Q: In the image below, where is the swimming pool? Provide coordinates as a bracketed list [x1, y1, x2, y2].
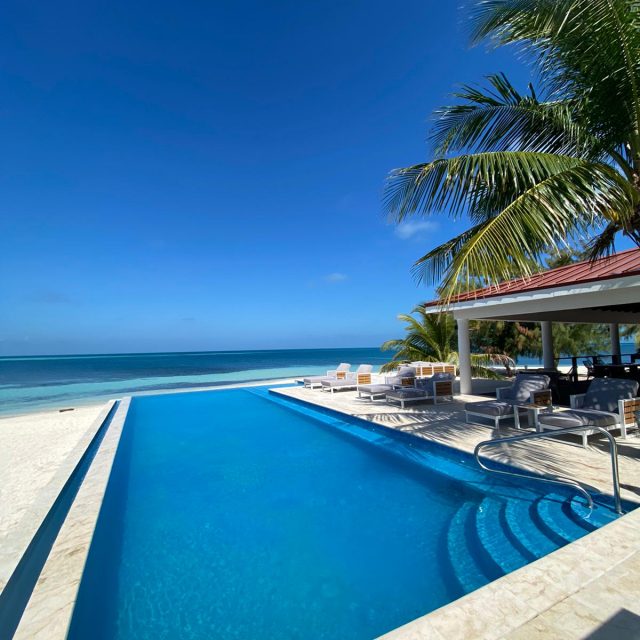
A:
[67, 386, 628, 639]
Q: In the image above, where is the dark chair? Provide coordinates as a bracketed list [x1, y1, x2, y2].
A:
[582, 358, 594, 379]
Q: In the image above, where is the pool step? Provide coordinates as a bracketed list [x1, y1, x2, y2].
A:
[533, 493, 595, 545]
[475, 497, 531, 575]
[446, 502, 492, 594]
[504, 498, 557, 560]
[445, 492, 603, 597]
[571, 496, 619, 527]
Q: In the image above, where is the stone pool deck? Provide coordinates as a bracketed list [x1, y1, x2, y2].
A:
[274, 385, 640, 639]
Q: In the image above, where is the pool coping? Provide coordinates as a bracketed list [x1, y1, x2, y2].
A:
[10, 383, 640, 639]
[0, 401, 115, 597]
[12, 398, 130, 640]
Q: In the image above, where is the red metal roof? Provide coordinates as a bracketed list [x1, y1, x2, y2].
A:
[425, 248, 640, 306]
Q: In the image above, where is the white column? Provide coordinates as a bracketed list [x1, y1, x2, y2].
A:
[457, 318, 472, 395]
[610, 323, 621, 358]
[541, 321, 555, 370]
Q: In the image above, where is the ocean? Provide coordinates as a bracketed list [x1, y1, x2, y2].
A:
[2, 343, 636, 417]
[516, 341, 637, 366]
[0, 348, 390, 416]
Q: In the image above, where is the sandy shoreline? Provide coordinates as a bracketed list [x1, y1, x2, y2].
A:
[0, 403, 109, 593]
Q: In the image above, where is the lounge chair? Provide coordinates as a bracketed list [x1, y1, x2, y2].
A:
[356, 366, 416, 401]
[357, 383, 395, 401]
[465, 373, 550, 429]
[537, 377, 640, 448]
[385, 386, 429, 409]
[321, 365, 373, 393]
[385, 372, 456, 408]
[386, 365, 417, 386]
[357, 365, 416, 400]
[303, 363, 351, 389]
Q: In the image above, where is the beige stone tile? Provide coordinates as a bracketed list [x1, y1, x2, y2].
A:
[13, 398, 130, 640]
[379, 617, 448, 640]
[504, 616, 569, 640]
[533, 597, 612, 637]
[0, 403, 111, 593]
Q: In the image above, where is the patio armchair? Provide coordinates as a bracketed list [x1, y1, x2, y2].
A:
[303, 363, 351, 389]
[321, 365, 373, 393]
[581, 357, 598, 380]
[465, 373, 551, 429]
[537, 377, 640, 448]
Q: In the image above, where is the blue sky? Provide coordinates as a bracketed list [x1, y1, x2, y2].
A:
[0, 1, 534, 355]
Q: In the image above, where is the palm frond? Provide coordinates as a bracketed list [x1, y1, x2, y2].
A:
[385, 151, 590, 222]
[584, 221, 619, 260]
[470, 0, 640, 157]
[380, 309, 510, 378]
[387, 150, 634, 294]
[431, 73, 599, 159]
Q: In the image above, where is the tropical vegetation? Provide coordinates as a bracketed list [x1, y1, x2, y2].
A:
[382, 303, 630, 376]
[385, 0, 640, 298]
[380, 307, 514, 377]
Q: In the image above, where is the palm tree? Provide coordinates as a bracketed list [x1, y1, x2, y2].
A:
[385, 0, 640, 298]
[380, 307, 514, 377]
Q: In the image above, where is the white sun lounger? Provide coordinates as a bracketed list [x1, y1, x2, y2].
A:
[321, 365, 373, 393]
[357, 366, 416, 401]
[303, 363, 351, 389]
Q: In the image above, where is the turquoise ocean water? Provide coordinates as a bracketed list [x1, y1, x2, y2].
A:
[2, 342, 636, 417]
[516, 341, 637, 366]
[0, 348, 389, 416]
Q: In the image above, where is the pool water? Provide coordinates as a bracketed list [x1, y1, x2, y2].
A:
[67, 387, 628, 640]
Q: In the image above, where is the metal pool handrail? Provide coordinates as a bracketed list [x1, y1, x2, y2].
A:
[474, 426, 623, 515]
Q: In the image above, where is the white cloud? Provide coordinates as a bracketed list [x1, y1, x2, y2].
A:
[324, 272, 348, 283]
[394, 220, 438, 240]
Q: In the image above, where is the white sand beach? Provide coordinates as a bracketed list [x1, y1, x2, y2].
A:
[0, 403, 109, 592]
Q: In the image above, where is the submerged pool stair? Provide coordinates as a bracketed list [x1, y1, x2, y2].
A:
[444, 490, 618, 597]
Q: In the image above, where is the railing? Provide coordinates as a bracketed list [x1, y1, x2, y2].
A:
[518, 352, 638, 382]
[474, 425, 623, 514]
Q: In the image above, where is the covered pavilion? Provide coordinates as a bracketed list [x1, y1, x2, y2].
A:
[424, 248, 640, 394]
